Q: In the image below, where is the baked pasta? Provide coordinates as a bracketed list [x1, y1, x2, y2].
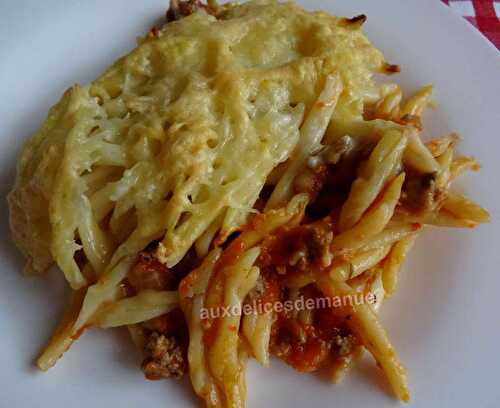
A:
[8, 1, 489, 406]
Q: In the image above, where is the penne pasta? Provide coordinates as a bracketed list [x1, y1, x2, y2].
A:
[266, 74, 343, 210]
[339, 130, 407, 231]
[334, 173, 406, 251]
[316, 277, 410, 403]
[382, 235, 418, 296]
[441, 192, 490, 224]
[400, 85, 433, 117]
[94, 290, 179, 328]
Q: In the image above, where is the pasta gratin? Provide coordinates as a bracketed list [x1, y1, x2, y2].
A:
[8, 0, 489, 406]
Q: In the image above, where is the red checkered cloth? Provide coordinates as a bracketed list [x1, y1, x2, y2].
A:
[441, 0, 500, 49]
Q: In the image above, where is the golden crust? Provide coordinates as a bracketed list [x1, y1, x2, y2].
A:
[9, 0, 386, 287]
[8, 87, 77, 275]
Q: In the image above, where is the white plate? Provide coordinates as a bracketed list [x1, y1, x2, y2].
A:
[0, 1, 499, 407]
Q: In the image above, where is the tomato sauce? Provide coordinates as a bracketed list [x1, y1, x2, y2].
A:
[253, 220, 356, 374]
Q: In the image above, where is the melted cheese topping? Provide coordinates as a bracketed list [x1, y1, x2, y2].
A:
[9, 0, 386, 288]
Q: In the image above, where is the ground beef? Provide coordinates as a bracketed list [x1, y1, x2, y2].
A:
[142, 332, 186, 380]
[166, 0, 216, 22]
[127, 250, 172, 292]
[283, 222, 334, 271]
[303, 223, 334, 268]
[126, 248, 192, 381]
[400, 172, 443, 213]
[271, 319, 331, 373]
[269, 297, 359, 373]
